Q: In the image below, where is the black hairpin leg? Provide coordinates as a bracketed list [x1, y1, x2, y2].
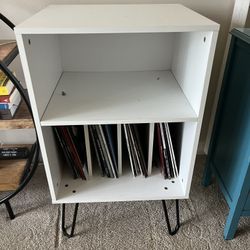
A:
[5, 201, 15, 220]
[162, 200, 180, 235]
[61, 203, 79, 238]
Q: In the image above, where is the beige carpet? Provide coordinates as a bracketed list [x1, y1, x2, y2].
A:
[0, 156, 250, 249]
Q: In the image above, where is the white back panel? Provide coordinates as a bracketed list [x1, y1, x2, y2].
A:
[60, 33, 174, 72]
[172, 31, 213, 115]
[22, 34, 62, 118]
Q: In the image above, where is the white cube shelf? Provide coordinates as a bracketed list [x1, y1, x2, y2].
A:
[15, 4, 219, 203]
[40, 71, 197, 126]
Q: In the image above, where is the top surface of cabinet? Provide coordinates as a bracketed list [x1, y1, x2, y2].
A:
[14, 4, 219, 34]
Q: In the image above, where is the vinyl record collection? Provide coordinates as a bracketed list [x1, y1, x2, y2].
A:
[89, 125, 118, 178]
[54, 126, 88, 180]
[156, 123, 178, 179]
[123, 124, 148, 177]
[54, 123, 179, 180]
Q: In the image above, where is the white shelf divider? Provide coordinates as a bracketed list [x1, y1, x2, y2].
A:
[117, 124, 122, 176]
[84, 125, 92, 177]
[40, 71, 197, 126]
[147, 123, 155, 176]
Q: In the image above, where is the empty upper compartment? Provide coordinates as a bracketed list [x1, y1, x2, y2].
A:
[15, 4, 219, 126]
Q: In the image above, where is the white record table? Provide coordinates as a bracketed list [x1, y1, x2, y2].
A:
[15, 4, 219, 237]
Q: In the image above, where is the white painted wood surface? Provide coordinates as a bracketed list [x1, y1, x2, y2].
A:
[117, 124, 122, 176]
[172, 31, 215, 115]
[15, 34, 58, 200]
[14, 4, 219, 34]
[21, 34, 62, 119]
[147, 123, 154, 176]
[60, 33, 174, 72]
[84, 125, 92, 177]
[41, 71, 197, 126]
[54, 167, 185, 203]
[15, 4, 219, 203]
[181, 31, 218, 195]
[41, 126, 63, 197]
[177, 121, 197, 195]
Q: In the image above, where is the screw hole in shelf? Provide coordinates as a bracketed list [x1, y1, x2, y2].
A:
[164, 187, 168, 190]
[61, 91, 66, 96]
[65, 184, 68, 187]
[171, 180, 175, 183]
[28, 39, 31, 45]
[72, 190, 76, 193]
[203, 37, 206, 42]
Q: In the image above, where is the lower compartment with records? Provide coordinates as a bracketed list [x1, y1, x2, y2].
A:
[52, 123, 180, 180]
[41, 121, 198, 203]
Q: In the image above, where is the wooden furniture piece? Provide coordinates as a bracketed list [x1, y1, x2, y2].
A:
[205, 0, 250, 153]
[0, 145, 31, 191]
[0, 40, 18, 65]
[15, 4, 219, 236]
[0, 14, 39, 220]
[203, 28, 250, 240]
[0, 100, 33, 129]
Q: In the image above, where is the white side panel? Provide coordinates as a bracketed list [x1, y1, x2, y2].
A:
[147, 123, 155, 176]
[60, 33, 174, 72]
[41, 126, 63, 197]
[117, 124, 122, 176]
[16, 34, 58, 201]
[21, 34, 62, 118]
[178, 32, 218, 196]
[172, 31, 214, 115]
[178, 122, 197, 194]
[84, 125, 92, 177]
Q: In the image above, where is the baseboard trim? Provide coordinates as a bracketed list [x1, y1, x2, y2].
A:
[197, 141, 205, 155]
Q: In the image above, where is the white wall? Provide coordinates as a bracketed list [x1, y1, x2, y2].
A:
[0, 0, 235, 148]
[246, 7, 250, 27]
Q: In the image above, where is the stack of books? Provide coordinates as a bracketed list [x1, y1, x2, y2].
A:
[156, 123, 178, 179]
[54, 126, 88, 180]
[89, 125, 118, 178]
[124, 124, 148, 177]
[0, 71, 21, 119]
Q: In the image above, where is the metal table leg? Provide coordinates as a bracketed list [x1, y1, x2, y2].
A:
[162, 200, 180, 235]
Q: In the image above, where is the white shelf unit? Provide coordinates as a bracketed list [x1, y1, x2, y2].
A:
[15, 4, 219, 204]
[40, 71, 197, 126]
